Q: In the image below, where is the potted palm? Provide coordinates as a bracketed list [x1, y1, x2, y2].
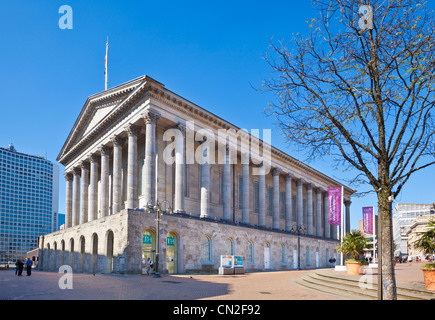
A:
[413, 219, 435, 291]
[337, 231, 368, 275]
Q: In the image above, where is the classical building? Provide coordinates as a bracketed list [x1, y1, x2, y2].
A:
[37, 75, 354, 274]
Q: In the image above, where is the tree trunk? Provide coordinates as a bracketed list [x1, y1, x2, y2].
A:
[378, 190, 397, 300]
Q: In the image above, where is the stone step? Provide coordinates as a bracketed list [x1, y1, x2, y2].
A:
[294, 273, 376, 300]
[293, 269, 435, 300]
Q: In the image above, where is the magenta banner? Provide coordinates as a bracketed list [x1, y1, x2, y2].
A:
[363, 207, 373, 234]
[328, 187, 342, 226]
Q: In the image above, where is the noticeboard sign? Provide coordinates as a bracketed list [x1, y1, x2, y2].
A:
[167, 237, 175, 246]
[220, 255, 233, 268]
[234, 256, 244, 267]
[143, 234, 152, 245]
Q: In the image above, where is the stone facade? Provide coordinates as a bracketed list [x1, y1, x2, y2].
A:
[38, 75, 354, 274]
[39, 209, 339, 274]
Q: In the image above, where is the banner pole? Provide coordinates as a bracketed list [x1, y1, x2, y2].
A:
[340, 186, 344, 266]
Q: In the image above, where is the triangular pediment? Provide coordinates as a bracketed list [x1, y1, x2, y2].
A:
[57, 75, 164, 164]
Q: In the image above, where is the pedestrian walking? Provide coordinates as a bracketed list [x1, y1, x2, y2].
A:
[17, 260, 24, 276]
[26, 258, 33, 276]
[15, 261, 18, 275]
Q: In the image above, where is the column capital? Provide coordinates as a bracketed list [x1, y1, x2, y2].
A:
[271, 167, 282, 177]
[127, 123, 141, 137]
[64, 172, 73, 181]
[143, 110, 161, 124]
[306, 183, 313, 190]
[316, 186, 325, 193]
[72, 167, 81, 176]
[100, 145, 111, 156]
[112, 135, 125, 147]
[344, 200, 352, 206]
[89, 153, 99, 163]
[175, 122, 186, 135]
[80, 161, 90, 171]
[285, 172, 295, 181]
[297, 178, 305, 186]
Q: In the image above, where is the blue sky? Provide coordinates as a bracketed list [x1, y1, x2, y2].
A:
[1, 1, 434, 230]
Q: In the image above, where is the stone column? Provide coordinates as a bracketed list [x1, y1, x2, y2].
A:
[200, 142, 210, 218]
[316, 188, 323, 237]
[72, 167, 81, 227]
[345, 200, 351, 234]
[258, 165, 266, 227]
[307, 183, 313, 235]
[79, 161, 89, 224]
[64, 172, 73, 228]
[296, 179, 304, 228]
[88, 153, 99, 221]
[272, 168, 281, 230]
[126, 124, 140, 209]
[100, 145, 110, 217]
[285, 174, 293, 232]
[143, 111, 160, 205]
[241, 154, 250, 225]
[324, 192, 330, 238]
[174, 123, 185, 213]
[223, 144, 232, 222]
[112, 136, 124, 215]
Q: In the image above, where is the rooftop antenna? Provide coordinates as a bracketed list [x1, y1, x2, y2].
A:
[105, 36, 109, 90]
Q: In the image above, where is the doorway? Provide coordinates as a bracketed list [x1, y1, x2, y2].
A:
[166, 232, 178, 274]
[142, 230, 156, 274]
[264, 243, 271, 269]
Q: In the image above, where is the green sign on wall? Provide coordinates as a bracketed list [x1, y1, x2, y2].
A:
[143, 234, 152, 244]
[167, 237, 175, 246]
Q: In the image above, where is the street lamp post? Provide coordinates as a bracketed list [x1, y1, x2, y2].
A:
[291, 224, 307, 270]
[144, 199, 173, 278]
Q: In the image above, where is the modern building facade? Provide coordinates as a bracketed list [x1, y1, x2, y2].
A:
[393, 203, 435, 256]
[0, 144, 59, 263]
[38, 75, 354, 274]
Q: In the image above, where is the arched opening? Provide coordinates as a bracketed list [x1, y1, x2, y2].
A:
[106, 230, 114, 273]
[200, 235, 212, 263]
[69, 238, 75, 270]
[141, 229, 156, 274]
[46, 243, 51, 271]
[166, 231, 178, 274]
[53, 242, 58, 271]
[264, 242, 271, 269]
[79, 236, 85, 273]
[61, 240, 65, 266]
[225, 238, 234, 255]
[293, 245, 298, 269]
[92, 233, 98, 274]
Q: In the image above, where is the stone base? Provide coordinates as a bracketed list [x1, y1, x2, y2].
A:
[335, 265, 347, 272]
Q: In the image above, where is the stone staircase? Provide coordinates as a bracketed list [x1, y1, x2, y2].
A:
[292, 269, 435, 300]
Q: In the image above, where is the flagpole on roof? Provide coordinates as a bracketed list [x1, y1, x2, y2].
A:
[105, 37, 109, 91]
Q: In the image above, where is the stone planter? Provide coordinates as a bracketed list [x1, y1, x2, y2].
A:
[422, 267, 435, 291]
[346, 261, 363, 275]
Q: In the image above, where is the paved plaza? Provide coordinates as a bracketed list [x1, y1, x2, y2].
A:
[0, 261, 430, 301]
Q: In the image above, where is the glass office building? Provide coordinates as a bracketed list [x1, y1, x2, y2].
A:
[0, 144, 59, 263]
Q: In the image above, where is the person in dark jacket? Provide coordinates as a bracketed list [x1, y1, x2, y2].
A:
[16, 260, 24, 276]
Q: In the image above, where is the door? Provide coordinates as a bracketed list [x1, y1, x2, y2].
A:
[167, 232, 178, 274]
[293, 246, 298, 269]
[264, 243, 271, 269]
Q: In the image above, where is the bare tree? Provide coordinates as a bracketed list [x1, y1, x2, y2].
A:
[262, 0, 435, 300]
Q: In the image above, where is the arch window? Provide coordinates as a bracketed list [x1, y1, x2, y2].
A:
[246, 241, 254, 264]
[201, 236, 212, 262]
[225, 238, 234, 255]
